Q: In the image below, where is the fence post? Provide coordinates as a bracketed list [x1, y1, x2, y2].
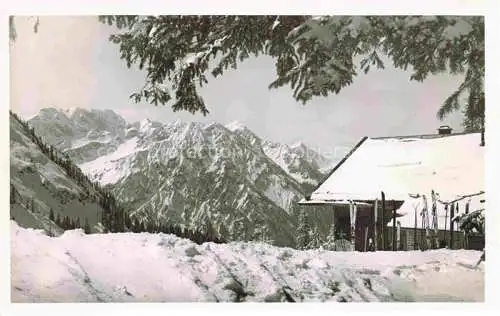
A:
[392, 201, 397, 251]
[381, 192, 386, 250]
[349, 201, 357, 251]
[444, 204, 448, 247]
[423, 195, 431, 250]
[331, 204, 336, 250]
[364, 226, 369, 252]
[432, 191, 439, 249]
[450, 203, 455, 249]
[413, 204, 418, 250]
[396, 221, 401, 251]
[374, 199, 378, 251]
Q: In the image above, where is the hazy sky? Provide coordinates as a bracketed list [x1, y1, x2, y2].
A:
[10, 16, 465, 153]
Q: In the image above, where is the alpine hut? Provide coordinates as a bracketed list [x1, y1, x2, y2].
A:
[299, 130, 485, 251]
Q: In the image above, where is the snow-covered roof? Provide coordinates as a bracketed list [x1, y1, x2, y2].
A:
[298, 199, 372, 206]
[308, 133, 484, 204]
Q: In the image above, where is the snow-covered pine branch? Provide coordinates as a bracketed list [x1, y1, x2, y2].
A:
[95, 15, 483, 130]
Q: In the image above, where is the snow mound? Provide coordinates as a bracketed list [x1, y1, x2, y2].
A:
[11, 221, 484, 302]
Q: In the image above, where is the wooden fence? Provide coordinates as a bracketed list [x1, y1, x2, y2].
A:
[385, 227, 483, 251]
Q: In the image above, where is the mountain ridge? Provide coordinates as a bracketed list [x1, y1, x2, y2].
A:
[26, 107, 335, 247]
[10, 111, 114, 234]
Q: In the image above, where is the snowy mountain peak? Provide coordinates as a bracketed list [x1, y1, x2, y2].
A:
[203, 122, 219, 130]
[34, 107, 72, 121]
[61, 106, 86, 115]
[138, 118, 161, 133]
[33, 107, 128, 130]
[66, 107, 89, 118]
[261, 140, 335, 186]
[184, 121, 205, 131]
[291, 141, 306, 149]
[28, 108, 129, 163]
[139, 118, 152, 126]
[225, 120, 247, 132]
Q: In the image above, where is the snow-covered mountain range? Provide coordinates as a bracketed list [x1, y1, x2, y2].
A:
[25, 108, 335, 247]
[28, 108, 129, 164]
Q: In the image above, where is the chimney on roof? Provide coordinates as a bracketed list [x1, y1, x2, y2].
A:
[437, 125, 452, 135]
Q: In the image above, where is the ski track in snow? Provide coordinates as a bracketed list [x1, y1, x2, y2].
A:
[11, 221, 484, 302]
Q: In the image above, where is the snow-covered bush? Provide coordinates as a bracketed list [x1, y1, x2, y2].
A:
[454, 209, 484, 235]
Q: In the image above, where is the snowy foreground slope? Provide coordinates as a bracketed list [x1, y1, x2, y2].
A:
[11, 221, 484, 302]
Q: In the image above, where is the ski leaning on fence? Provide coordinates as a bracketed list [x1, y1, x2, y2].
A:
[421, 195, 431, 249]
[349, 201, 357, 251]
[431, 190, 439, 249]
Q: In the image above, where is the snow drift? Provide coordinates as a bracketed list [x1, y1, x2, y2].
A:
[11, 221, 484, 302]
